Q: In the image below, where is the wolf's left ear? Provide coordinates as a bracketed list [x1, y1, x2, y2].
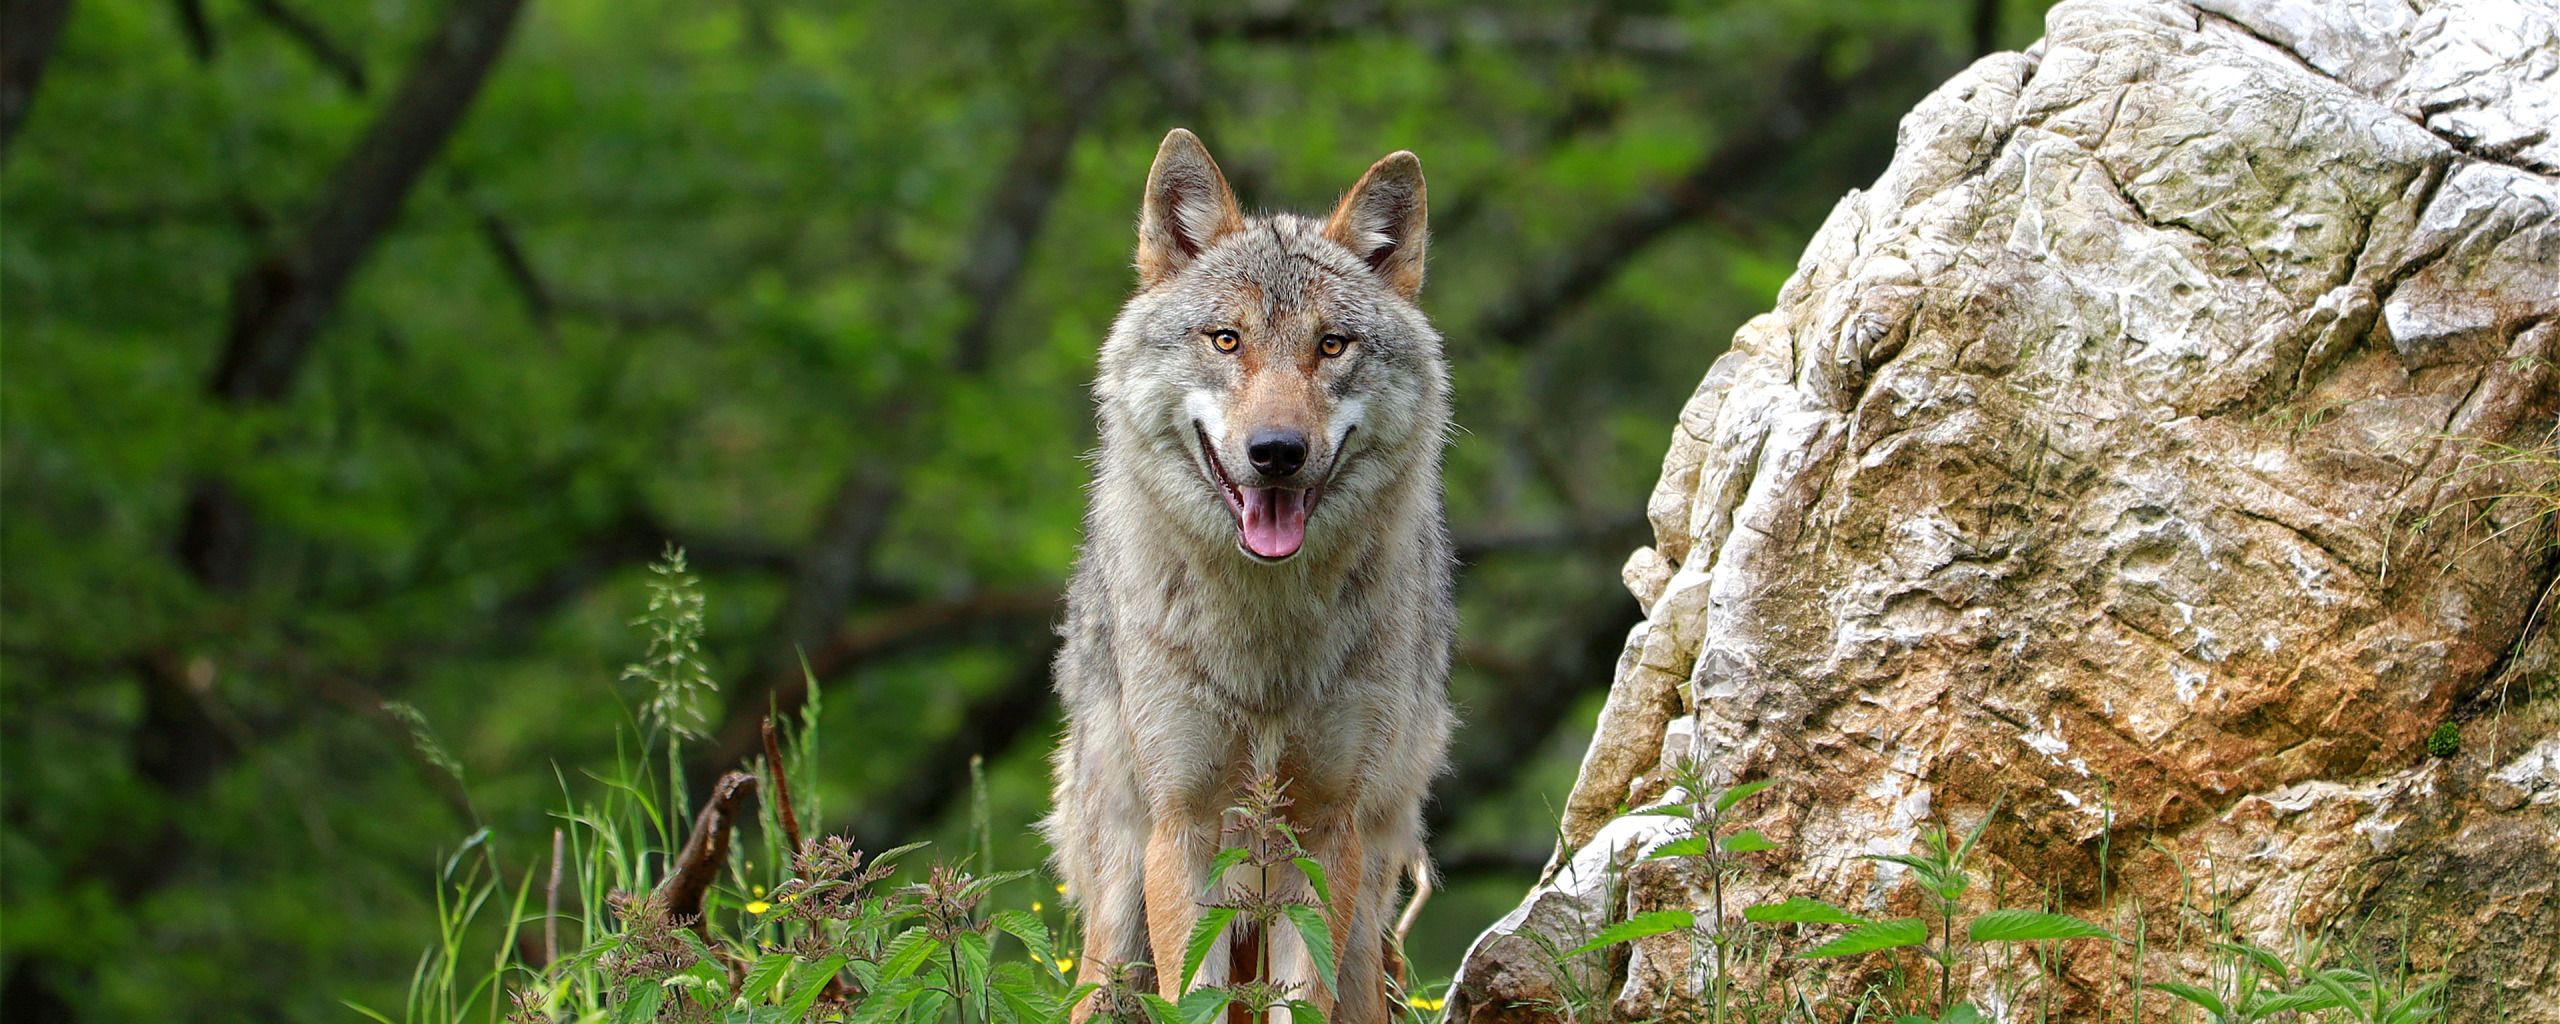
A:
[1326, 151, 1427, 299]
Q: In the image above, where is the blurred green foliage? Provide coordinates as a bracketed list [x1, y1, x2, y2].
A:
[0, 0, 2051, 1020]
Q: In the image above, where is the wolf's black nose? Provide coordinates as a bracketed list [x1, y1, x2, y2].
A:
[1247, 429, 1308, 478]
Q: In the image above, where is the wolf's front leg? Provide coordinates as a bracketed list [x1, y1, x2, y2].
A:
[1142, 815, 1217, 1001]
[1301, 820, 1391, 1024]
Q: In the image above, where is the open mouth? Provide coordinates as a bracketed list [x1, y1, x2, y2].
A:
[1196, 424, 1335, 561]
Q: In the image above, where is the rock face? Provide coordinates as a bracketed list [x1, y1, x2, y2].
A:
[1450, 1, 2560, 1020]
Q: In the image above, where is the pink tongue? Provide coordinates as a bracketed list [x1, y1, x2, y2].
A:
[1237, 487, 1309, 558]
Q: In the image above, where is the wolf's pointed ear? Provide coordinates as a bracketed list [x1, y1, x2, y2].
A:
[1136, 128, 1245, 289]
[1326, 151, 1427, 299]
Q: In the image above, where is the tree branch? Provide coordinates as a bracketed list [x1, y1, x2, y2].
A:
[247, 0, 368, 94]
[211, 0, 526, 404]
[180, 0, 528, 591]
[950, 45, 1126, 372]
[658, 771, 758, 933]
[1475, 42, 1921, 350]
[0, 0, 75, 160]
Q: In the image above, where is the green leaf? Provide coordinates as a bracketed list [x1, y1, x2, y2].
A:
[2208, 940, 2291, 981]
[1137, 994, 1186, 1024]
[2146, 982, 2231, 1019]
[1176, 988, 1232, 1024]
[780, 955, 847, 1022]
[1966, 909, 2116, 943]
[1202, 848, 1251, 895]
[1183, 907, 1240, 988]
[881, 931, 942, 983]
[737, 952, 794, 1005]
[1714, 779, 1776, 814]
[1288, 1000, 1326, 1024]
[1281, 903, 1340, 995]
[1719, 829, 1778, 852]
[1644, 837, 1712, 860]
[955, 930, 994, 990]
[612, 978, 664, 1024]
[1863, 853, 1952, 891]
[1797, 917, 1927, 959]
[1562, 909, 1695, 958]
[1292, 856, 1332, 906]
[1743, 898, 1869, 926]
[1939, 1003, 1985, 1024]
[989, 909, 1056, 966]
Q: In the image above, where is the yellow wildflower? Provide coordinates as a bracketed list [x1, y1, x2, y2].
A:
[746, 900, 772, 915]
[1406, 996, 1444, 1011]
[752, 884, 766, 897]
[1032, 901, 1043, 912]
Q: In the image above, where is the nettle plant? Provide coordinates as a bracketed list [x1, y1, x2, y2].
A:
[1145, 773, 1341, 1024]
[363, 549, 1090, 1024]
[1574, 781, 2122, 1024]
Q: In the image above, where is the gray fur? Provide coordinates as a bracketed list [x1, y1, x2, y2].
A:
[1044, 129, 1454, 1024]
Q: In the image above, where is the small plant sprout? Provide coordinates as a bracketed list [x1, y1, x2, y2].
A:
[1742, 800, 2120, 1022]
[1164, 771, 1337, 1024]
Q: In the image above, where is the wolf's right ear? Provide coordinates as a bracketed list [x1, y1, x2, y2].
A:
[1136, 128, 1245, 289]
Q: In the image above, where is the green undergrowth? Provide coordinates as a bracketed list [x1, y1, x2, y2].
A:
[360, 550, 1457, 1024]
[1538, 762, 2455, 1024]
[367, 549, 2457, 1024]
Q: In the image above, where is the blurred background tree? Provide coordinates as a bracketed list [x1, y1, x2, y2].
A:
[0, 0, 2052, 1019]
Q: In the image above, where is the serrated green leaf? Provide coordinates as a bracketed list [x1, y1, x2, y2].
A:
[1182, 906, 1240, 989]
[1202, 848, 1252, 895]
[1743, 898, 1868, 926]
[881, 931, 942, 983]
[1281, 903, 1340, 995]
[1137, 994, 1185, 1024]
[1719, 829, 1777, 852]
[780, 955, 847, 1022]
[989, 909, 1056, 967]
[612, 978, 664, 1024]
[2146, 982, 2230, 1018]
[1714, 779, 1776, 814]
[1289, 999, 1325, 1024]
[737, 952, 794, 1005]
[1176, 987, 1231, 1024]
[1939, 1003, 1985, 1024]
[1797, 917, 1927, 959]
[1292, 857, 1332, 906]
[1562, 909, 1695, 958]
[1966, 909, 2116, 943]
[956, 930, 993, 989]
[1644, 836, 1712, 860]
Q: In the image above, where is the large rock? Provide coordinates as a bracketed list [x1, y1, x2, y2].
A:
[1450, 0, 2560, 1020]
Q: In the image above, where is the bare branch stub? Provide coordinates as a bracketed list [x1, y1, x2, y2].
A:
[657, 770, 759, 933]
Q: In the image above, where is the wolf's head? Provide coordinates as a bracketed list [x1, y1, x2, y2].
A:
[1094, 129, 1448, 565]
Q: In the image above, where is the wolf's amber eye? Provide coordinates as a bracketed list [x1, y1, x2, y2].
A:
[1208, 329, 1240, 353]
[1319, 334, 1349, 358]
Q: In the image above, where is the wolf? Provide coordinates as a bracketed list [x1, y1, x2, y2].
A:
[1043, 128, 1456, 1024]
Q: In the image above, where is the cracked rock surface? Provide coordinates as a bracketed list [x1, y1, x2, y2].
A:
[1450, 1, 2560, 1020]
